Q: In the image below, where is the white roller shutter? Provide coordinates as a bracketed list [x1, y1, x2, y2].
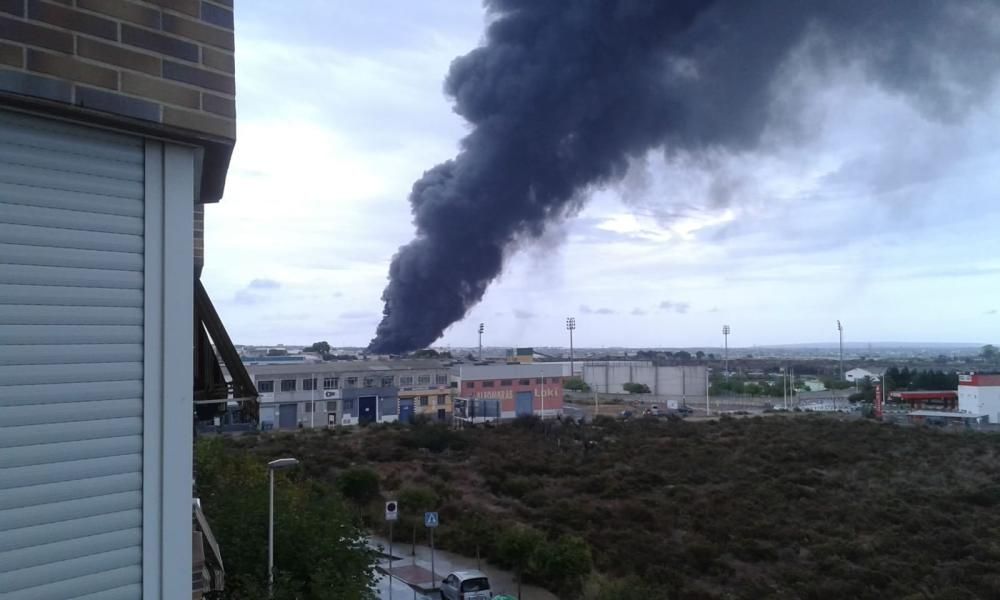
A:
[0, 110, 144, 600]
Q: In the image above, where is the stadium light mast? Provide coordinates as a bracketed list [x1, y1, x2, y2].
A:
[722, 325, 731, 379]
[837, 320, 844, 380]
[566, 317, 576, 376]
[478, 322, 485, 361]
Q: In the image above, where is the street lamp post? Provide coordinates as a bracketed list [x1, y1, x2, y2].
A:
[268, 457, 300, 596]
[837, 320, 844, 381]
[566, 317, 576, 376]
[722, 325, 730, 379]
[478, 323, 484, 361]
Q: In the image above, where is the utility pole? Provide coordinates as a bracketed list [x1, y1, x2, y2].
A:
[837, 320, 844, 381]
[478, 323, 484, 361]
[566, 317, 576, 376]
[722, 325, 730, 379]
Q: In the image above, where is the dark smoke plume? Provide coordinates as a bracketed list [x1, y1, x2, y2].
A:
[370, 0, 1000, 353]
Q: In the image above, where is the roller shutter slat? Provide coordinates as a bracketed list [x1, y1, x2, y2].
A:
[0, 202, 142, 235]
[0, 363, 142, 385]
[0, 490, 141, 532]
[0, 398, 141, 427]
[0, 223, 142, 253]
[0, 284, 142, 307]
[0, 163, 143, 198]
[0, 380, 142, 408]
[0, 548, 140, 594]
[0, 436, 142, 470]
[1, 566, 141, 600]
[0, 472, 141, 511]
[0, 263, 143, 289]
[0, 143, 143, 182]
[0, 528, 141, 574]
[0, 454, 141, 490]
[0, 417, 142, 449]
[0, 243, 143, 271]
[0, 110, 144, 595]
[0, 182, 142, 217]
[0, 325, 142, 345]
[0, 306, 143, 325]
[0, 510, 141, 553]
[0, 344, 142, 365]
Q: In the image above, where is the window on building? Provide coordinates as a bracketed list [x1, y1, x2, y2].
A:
[519, 379, 530, 385]
[435, 374, 448, 385]
[420, 396, 429, 406]
[382, 376, 394, 387]
[304, 402, 312, 413]
[500, 379, 512, 386]
[280, 379, 296, 392]
[400, 376, 414, 386]
[345, 377, 357, 387]
[464, 382, 474, 389]
[483, 381, 495, 388]
[363, 377, 376, 387]
[323, 377, 339, 389]
[258, 380, 274, 393]
[536, 378, 543, 384]
[417, 375, 431, 385]
[437, 394, 446, 405]
[302, 378, 317, 391]
[343, 399, 354, 410]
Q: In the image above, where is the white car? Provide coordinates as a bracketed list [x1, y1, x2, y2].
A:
[439, 570, 492, 600]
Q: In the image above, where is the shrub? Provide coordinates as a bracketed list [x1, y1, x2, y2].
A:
[336, 467, 381, 504]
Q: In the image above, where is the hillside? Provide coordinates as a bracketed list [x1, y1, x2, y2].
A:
[222, 416, 1000, 599]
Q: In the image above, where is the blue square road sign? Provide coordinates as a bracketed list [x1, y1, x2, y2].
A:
[424, 512, 439, 528]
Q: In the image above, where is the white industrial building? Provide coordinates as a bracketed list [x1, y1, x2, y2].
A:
[845, 367, 886, 382]
[958, 372, 1000, 423]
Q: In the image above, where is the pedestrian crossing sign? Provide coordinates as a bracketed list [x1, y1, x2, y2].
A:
[424, 512, 439, 528]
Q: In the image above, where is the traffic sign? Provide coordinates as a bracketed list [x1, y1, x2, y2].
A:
[424, 512, 439, 528]
[385, 500, 398, 522]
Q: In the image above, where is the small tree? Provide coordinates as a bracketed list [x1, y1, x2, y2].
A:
[696, 350, 706, 360]
[336, 467, 381, 505]
[563, 377, 591, 392]
[497, 525, 545, 598]
[623, 382, 651, 394]
[305, 341, 331, 354]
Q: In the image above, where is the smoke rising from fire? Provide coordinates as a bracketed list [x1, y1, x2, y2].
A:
[370, 0, 1000, 353]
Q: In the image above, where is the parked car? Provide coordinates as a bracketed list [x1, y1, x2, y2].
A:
[440, 570, 492, 600]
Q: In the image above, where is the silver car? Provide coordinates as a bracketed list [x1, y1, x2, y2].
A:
[439, 570, 492, 600]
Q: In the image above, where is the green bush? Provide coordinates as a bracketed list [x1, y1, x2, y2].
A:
[336, 467, 381, 505]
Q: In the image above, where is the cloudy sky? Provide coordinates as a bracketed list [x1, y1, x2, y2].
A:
[203, 1, 1000, 350]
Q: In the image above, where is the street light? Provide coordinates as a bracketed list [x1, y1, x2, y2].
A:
[268, 457, 299, 596]
[566, 317, 576, 376]
[837, 320, 844, 381]
[478, 323, 485, 361]
[722, 325, 730, 378]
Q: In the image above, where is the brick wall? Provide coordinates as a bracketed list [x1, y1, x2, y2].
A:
[0, 0, 235, 138]
[0, 0, 235, 201]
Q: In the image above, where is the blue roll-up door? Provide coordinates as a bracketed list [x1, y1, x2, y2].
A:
[398, 399, 414, 423]
[516, 391, 534, 416]
[278, 404, 298, 429]
[0, 110, 144, 599]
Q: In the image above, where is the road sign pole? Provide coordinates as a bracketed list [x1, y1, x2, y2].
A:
[388, 521, 393, 600]
[430, 527, 436, 586]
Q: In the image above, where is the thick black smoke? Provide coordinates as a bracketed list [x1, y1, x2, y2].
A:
[370, 0, 1000, 353]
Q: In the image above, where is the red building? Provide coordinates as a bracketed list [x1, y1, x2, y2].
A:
[888, 390, 958, 411]
[453, 363, 564, 419]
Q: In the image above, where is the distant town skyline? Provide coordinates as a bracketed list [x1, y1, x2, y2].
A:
[204, 1, 1000, 349]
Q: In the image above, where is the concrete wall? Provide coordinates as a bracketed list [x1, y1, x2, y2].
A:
[960, 384, 1000, 422]
[582, 363, 708, 398]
